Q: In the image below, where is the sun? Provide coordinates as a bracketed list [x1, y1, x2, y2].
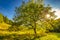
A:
[46, 14, 50, 18]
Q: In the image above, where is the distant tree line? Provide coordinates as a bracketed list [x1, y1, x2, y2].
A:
[0, 13, 13, 25]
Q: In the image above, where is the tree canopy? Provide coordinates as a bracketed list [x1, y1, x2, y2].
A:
[14, 0, 56, 36]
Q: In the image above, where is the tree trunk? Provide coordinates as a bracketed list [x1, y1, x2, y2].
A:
[34, 22, 37, 39]
[34, 23, 36, 35]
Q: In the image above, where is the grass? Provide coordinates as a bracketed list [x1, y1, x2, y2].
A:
[0, 30, 60, 40]
[0, 23, 60, 40]
[52, 33, 60, 38]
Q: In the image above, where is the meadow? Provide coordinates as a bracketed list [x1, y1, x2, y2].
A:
[0, 29, 60, 40]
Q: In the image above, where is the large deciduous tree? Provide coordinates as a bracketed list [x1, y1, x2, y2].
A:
[14, 0, 56, 37]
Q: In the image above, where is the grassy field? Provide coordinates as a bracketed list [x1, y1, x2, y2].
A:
[52, 33, 60, 38]
[0, 30, 60, 40]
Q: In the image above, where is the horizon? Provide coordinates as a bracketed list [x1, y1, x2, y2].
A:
[0, 0, 60, 20]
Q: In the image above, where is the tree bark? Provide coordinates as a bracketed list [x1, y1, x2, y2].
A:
[34, 22, 37, 35]
[33, 21, 37, 39]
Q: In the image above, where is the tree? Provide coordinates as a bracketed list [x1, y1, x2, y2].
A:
[52, 18, 60, 32]
[3, 16, 9, 23]
[3, 16, 13, 25]
[0, 13, 4, 23]
[14, 0, 56, 37]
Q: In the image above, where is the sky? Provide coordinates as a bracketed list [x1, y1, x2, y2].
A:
[0, 0, 60, 20]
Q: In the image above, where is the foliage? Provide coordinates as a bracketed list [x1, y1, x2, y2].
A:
[53, 18, 60, 32]
[0, 13, 4, 23]
[0, 22, 10, 30]
[3, 16, 13, 25]
[46, 18, 60, 32]
[0, 13, 13, 25]
[14, 0, 56, 36]
[0, 13, 12, 30]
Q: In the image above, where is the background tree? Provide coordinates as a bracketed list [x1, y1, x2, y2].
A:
[51, 18, 60, 32]
[3, 16, 9, 24]
[0, 13, 4, 23]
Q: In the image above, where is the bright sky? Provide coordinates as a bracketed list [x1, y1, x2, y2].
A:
[44, 0, 60, 19]
[52, 8, 60, 19]
[0, 0, 60, 20]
